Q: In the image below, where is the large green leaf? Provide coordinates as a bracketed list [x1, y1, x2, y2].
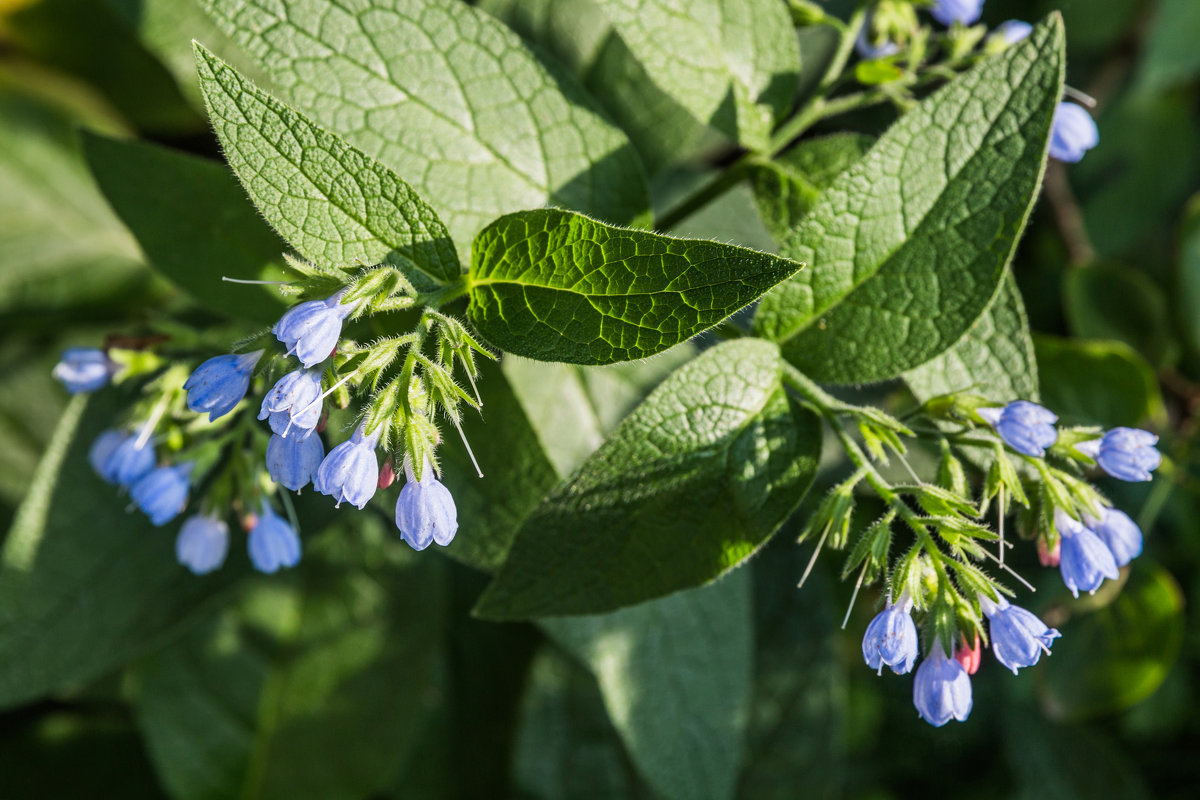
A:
[1136, 0, 1200, 93]
[1034, 335, 1167, 428]
[474, 339, 821, 618]
[754, 15, 1065, 384]
[1064, 264, 1177, 367]
[198, 0, 648, 251]
[467, 208, 803, 364]
[193, 45, 460, 283]
[543, 572, 752, 800]
[82, 132, 289, 325]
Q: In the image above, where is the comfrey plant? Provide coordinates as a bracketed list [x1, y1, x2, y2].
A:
[48, 0, 1144, 736]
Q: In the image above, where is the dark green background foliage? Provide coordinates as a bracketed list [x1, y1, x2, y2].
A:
[1, 0, 1199, 798]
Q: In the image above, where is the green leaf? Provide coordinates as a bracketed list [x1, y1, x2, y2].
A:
[543, 572, 752, 800]
[1136, 0, 1200, 93]
[474, 339, 821, 618]
[904, 271, 1039, 403]
[198, 0, 648, 252]
[467, 208, 803, 364]
[754, 15, 1065, 384]
[1064, 264, 1178, 367]
[1034, 335, 1167, 428]
[82, 132, 290, 325]
[193, 45, 460, 284]
[1177, 194, 1200, 357]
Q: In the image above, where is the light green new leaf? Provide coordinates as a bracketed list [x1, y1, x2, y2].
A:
[193, 45, 460, 283]
[467, 209, 803, 364]
[474, 339, 821, 618]
[198, 0, 648, 251]
[755, 15, 1065, 384]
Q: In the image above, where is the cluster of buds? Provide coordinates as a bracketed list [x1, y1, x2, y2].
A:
[53, 256, 489, 575]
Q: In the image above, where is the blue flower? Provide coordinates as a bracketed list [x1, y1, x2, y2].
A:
[314, 424, 381, 509]
[1077, 427, 1161, 482]
[995, 19, 1033, 45]
[395, 458, 458, 551]
[53, 348, 114, 394]
[1049, 102, 1099, 163]
[258, 368, 323, 439]
[175, 514, 230, 575]
[130, 463, 193, 526]
[248, 502, 301, 573]
[861, 592, 919, 675]
[930, 0, 984, 26]
[977, 400, 1058, 457]
[184, 350, 264, 421]
[855, 15, 900, 60]
[89, 429, 127, 483]
[103, 429, 156, 487]
[266, 432, 325, 492]
[979, 595, 1060, 674]
[1086, 507, 1143, 567]
[912, 643, 973, 727]
[1056, 509, 1119, 597]
[273, 290, 357, 369]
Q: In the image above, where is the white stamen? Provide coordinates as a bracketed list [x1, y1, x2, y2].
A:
[134, 392, 172, 450]
[842, 558, 871, 630]
[1063, 85, 1097, 108]
[222, 277, 289, 285]
[451, 415, 483, 478]
[797, 527, 830, 589]
[998, 484, 1006, 568]
[294, 371, 357, 418]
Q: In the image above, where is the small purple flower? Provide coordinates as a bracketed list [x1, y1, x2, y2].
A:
[930, 0, 984, 26]
[855, 15, 900, 60]
[395, 458, 458, 551]
[130, 462, 193, 526]
[861, 591, 919, 675]
[995, 19, 1033, 45]
[258, 368, 323, 439]
[1049, 102, 1099, 163]
[912, 643, 973, 727]
[184, 350, 264, 421]
[1085, 507, 1143, 567]
[314, 424, 381, 509]
[103, 429, 156, 487]
[89, 429, 127, 482]
[248, 502, 301, 573]
[266, 432, 325, 492]
[1076, 427, 1161, 482]
[53, 348, 115, 394]
[175, 514, 230, 575]
[977, 400, 1058, 457]
[979, 595, 1060, 674]
[273, 290, 357, 369]
[1055, 509, 1119, 598]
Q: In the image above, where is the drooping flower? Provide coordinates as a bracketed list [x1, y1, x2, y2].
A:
[861, 591, 919, 675]
[266, 432, 325, 492]
[930, 0, 984, 26]
[994, 19, 1033, 45]
[130, 462, 193, 526]
[175, 514, 230, 575]
[103, 429, 156, 487]
[247, 502, 301, 573]
[977, 400, 1058, 457]
[1076, 427, 1161, 482]
[1049, 102, 1099, 163]
[184, 350, 264, 421]
[1085, 507, 1143, 567]
[314, 424, 381, 509]
[273, 290, 357, 369]
[53, 347, 115, 394]
[258, 368, 323, 439]
[979, 595, 1061, 674]
[89, 429, 127, 483]
[1055, 509, 1119, 597]
[395, 457, 458, 551]
[912, 642, 973, 727]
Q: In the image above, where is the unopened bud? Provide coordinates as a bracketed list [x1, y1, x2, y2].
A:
[1037, 535, 1061, 567]
[954, 633, 981, 675]
[379, 458, 396, 490]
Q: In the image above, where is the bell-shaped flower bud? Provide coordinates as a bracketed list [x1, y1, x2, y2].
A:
[103, 429, 156, 487]
[395, 458, 458, 551]
[184, 350, 264, 421]
[272, 290, 357, 368]
[1076, 427, 1161, 482]
[930, 0, 984, 26]
[258, 368, 323, 439]
[994, 19, 1033, 45]
[248, 502, 301, 573]
[266, 432, 325, 492]
[314, 424, 380, 509]
[53, 347, 115, 394]
[89, 429, 127, 483]
[979, 595, 1060, 674]
[861, 591, 919, 675]
[130, 462, 193, 526]
[1085, 507, 1143, 567]
[977, 400, 1058, 457]
[175, 514, 230, 575]
[1049, 102, 1099, 163]
[912, 642, 973, 727]
[1055, 509, 1119, 597]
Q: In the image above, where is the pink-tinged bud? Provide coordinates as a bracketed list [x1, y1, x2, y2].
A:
[955, 633, 981, 675]
[379, 458, 396, 489]
[317, 408, 329, 433]
[1038, 536, 1061, 567]
[241, 513, 258, 533]
[329, 344, 338, 360]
